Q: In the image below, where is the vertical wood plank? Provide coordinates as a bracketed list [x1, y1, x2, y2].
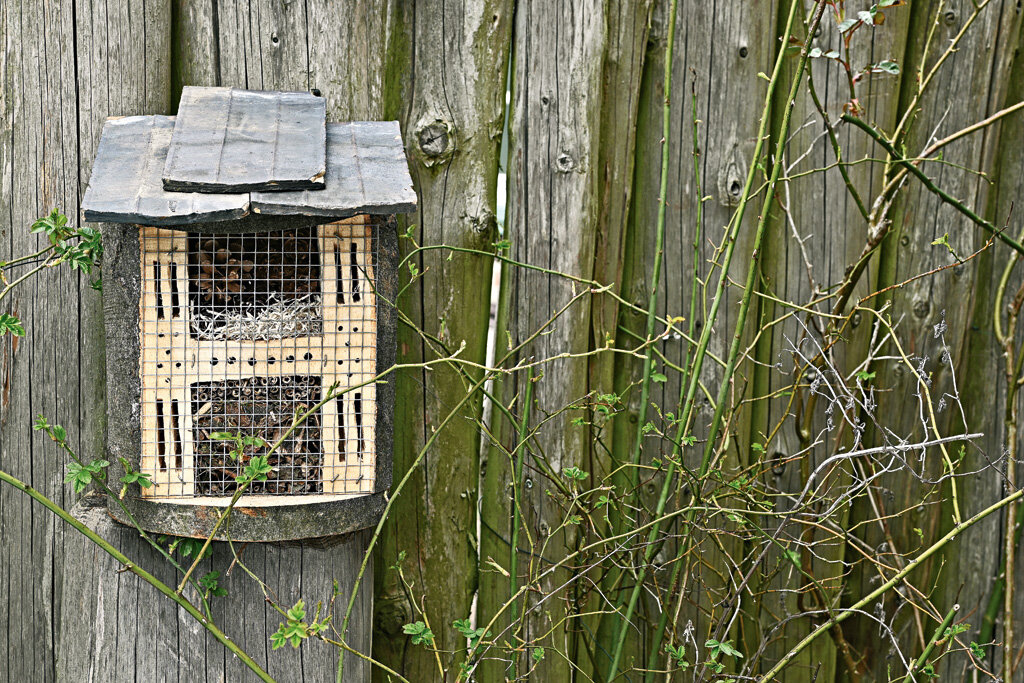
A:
[0, 1, 170, 681]
[609, 0, 779, 676]
[57, 500, 373, 682]
[495, 1, 607, 679]
[752, 2, 914, 678]
[373, 0, 513, 678]
[847, 1, 1021, 679]
[51, 3, 389, 681]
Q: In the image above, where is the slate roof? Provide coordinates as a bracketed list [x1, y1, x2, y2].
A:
[82, 89, 416, 226]
[163, 87, 327, 193]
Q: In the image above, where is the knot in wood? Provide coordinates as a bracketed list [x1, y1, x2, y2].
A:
[556, 152, 575, 173]
[718, 150, 746, 207]
[465, 209, 497, 237]
[374, 592, 412, 636]
[913, 298, 930, 319]
[415, 118, 455, 167]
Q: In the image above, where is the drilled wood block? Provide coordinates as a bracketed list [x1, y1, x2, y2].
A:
[137, 218, 377, 503]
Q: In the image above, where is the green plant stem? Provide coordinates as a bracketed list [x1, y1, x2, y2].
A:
[508, 367, 534, 679]
[905, 603, 958, 682]
[605, 1, 821, 679]
[0, 467, 274, 682]
[842, 113, 1024, 256]
[628, 0, 677, 485]
[642, 70, 709, 681]
[760, 489, 1024, 682]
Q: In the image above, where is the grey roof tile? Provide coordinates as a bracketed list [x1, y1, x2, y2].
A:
[82, 116, 251, 226]
[251, 121, 416, 217]
[162, 86, 327, 193]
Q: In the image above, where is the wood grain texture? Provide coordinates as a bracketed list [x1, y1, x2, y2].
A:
[55, 3, 392, 681]
[493, 1, 607, 679]
[58, 499, 373, 683]
[373, 0, 512, 678]
[851, 3, 1022, 679]
[0, 2, 170, 682]
[981, 31, 1024, 683]
[752, 2, 914, 678]
[607, 1, 779, 677]
[163, 86, 327, 193]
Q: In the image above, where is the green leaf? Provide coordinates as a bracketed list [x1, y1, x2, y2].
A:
[402, 621, 434, 646]
[876, 60, 900, 74]
[0, 313, 25, 337]
[718, 640, 743, 658]
[562, 466, 588, 482]
[651, 372, 668, 384]
[532, 647, 545, 662]
[199, 571, 227, 597]
[856, 370, 876, 381]
[287, 599, 307, 622]
[838, 18, 858, 32]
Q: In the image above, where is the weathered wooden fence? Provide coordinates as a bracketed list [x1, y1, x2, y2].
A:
[2, 0, 1024, 681]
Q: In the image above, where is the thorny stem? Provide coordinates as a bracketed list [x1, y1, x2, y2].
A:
[842, 114, 1024, 257]
[605, 1, 824, 679]
[906, 603, 959, 683]
[508, 366, 533, 678]
[760, 489, 1023, 682]
[0, 467, 275, 683]
[990, 222, 1024, 677]
[628, 0, 677, 486]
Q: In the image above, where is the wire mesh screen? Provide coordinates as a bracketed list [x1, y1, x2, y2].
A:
[138, 217, 377, 502]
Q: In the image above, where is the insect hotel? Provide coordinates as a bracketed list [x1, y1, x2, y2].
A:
[82, 87, 415, 541]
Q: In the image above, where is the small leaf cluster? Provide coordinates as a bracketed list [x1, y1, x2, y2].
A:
[64, 459, 110, 493]
[199, 570, 228, 599]
[30, 209, 103, 274]
[158, 535, 212, 560]
[209, 432, 272, 485]
[453, 618, 491, 655]
[665, 643, 690, 670]
[0, 313, 24, 337]
[402, 621, 434, 646]
[705, 638, 742, 674]
[271, 600, 331, 650]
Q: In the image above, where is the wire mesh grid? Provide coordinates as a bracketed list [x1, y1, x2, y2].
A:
[138, 217, 377, 501]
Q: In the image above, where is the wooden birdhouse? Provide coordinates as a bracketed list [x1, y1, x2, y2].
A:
[82, 87, 415, 541]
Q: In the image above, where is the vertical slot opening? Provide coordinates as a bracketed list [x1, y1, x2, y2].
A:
[171, 399, 183, 469]
[153, 261, 165, 319]
[338, 400, 346, 462]
[349, 242, 361, 302]
[354, 392, 364, 457]
[155, 399, 167, 470]
[334, 244, 345, 304]
[169, 261, 181, 318]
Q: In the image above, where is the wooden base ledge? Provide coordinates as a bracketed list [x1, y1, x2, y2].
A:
[58, 496, 372, 682]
